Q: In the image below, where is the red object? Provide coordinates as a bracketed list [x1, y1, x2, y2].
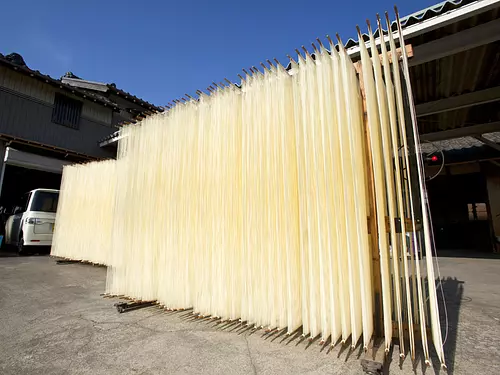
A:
[431, 155, 438, 162]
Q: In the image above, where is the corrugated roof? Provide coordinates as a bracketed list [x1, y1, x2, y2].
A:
[411, 5, 500, 134]
[99, 130, 120, 146]
[344, 0, 479, 48]
[285, 1, 499, 68]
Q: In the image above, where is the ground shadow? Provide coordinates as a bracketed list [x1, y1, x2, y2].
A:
[436, 276, 464, 375]
[100, 275, 464, 373]
[419, 276, 464, 375]
[0, 247, 50, 257]
[375, 276, 463, 374]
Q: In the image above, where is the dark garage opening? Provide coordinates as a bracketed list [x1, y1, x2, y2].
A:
[0, 165, 62, 211]
[427, 171, 493, 253]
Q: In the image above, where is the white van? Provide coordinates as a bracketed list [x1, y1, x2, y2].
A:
[5, 189, 59, 255]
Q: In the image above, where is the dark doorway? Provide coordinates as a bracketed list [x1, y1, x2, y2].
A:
[427, 171, 493, 252]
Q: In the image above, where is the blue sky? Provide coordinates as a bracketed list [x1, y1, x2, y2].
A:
[1, 0, 437, 106]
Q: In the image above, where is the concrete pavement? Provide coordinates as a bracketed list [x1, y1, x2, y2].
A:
[0, 253, 499, 374]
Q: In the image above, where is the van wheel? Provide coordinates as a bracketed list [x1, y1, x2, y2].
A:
[18, 233, 26, 256]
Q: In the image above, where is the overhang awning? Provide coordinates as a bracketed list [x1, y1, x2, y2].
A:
[4, 147, 72, 174]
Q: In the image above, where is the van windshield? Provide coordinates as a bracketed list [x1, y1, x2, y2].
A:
[29, 191, 59, 213]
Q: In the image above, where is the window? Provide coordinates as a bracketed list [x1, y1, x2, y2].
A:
[52, 93, 82, 129]
[22, 193, 31, 211]
[468, 203, 488, 221]
[29, 191, 59, 213]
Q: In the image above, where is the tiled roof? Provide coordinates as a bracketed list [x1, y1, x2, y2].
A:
[420, 131, 500, 152]
[0, 53, 120, 110]
[107, 84, 162, 112]
[62, 72, 161, 112]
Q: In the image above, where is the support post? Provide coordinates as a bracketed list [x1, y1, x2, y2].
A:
[0, 141, 7, 200]
[355, 62, 386, 375]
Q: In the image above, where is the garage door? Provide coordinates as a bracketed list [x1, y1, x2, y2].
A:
[3, 147, 72, 174]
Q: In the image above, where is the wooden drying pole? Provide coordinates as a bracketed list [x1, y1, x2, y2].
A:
[354, 43, 414, 375]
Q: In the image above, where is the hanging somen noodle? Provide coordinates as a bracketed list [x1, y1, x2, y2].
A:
[52, 160, 116, 266]
[53, 12, 447, 370]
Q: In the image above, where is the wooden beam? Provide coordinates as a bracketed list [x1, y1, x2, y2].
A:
[409, 18, 500, 66]
[420, 121, 500, 142]
[367, 216, 421, 233]
[357, 60, 384, 340]
[353, 45, 412, 71]
[0, 134, 98, 160]
[489, 160, 500, 168]
[416, 86, 500, 117]
[473, 135, 500, 152]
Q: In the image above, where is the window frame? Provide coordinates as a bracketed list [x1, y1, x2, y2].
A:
[51, 93, 82, 129]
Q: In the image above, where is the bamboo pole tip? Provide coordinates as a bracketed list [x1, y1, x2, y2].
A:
[394, 6, 401, 22]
